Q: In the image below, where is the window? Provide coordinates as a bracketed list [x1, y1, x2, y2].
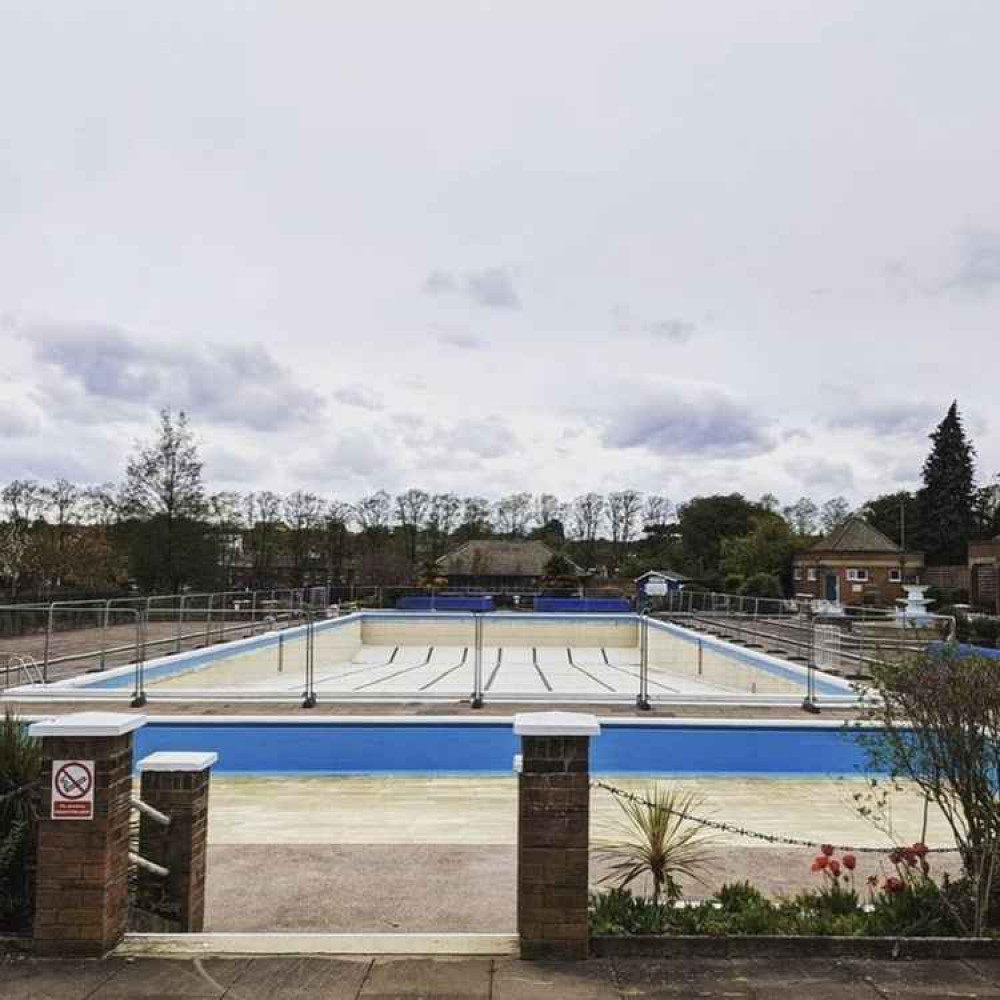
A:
[807, 568, 817, 581]
[846, 568, 869, 582]
[889, 568, 902, 583]
[793, 567, 802, 580]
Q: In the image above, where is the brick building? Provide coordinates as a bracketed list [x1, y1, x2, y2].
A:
[969, 536, 1000, 613]
[792, 516, 924, 607]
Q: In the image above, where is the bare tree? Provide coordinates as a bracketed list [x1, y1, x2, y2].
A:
[0, 480, 45, 598]
[244, 490, 284, 588]
[284, 491, 325, 585]
[783, 497, 819, 536]
[494, 492, 533, 536]
[571, 493, 606, 567]
[642, 495, 673, 532]
[123, 409, 206, 590]
[459, 496, 492, 540]
[607, 489, 643, 567]
[395, 488, 430, 566]
[532, 494, 562, 530]
[426, 492, 461, 559]
[820, 496, 852, 534]
[322, 501, 353, 586]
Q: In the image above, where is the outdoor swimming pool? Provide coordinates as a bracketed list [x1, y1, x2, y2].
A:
[125, 717, 879, 777]
[12, 612, 856, 707]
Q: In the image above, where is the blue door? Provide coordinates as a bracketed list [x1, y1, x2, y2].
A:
[824, 573, 838, 602]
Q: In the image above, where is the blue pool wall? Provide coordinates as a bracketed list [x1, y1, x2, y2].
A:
[131, 720, 882, 778]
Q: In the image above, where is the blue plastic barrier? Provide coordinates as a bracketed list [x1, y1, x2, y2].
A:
[532, 597, 632, 613]
[395, 595, 494, 612]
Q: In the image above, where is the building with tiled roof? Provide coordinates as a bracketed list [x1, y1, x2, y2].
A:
[792, 516, 924, 606]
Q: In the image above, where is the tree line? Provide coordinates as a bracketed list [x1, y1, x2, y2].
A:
[1, 403, 997, 601]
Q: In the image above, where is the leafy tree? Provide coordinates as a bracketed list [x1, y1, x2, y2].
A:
[720, 514, 799, 589]
[543, 552, 577, 581]
[859, 491, 919, 548]
[973, 475, 1000, 539]
[917, 402, 976, 563]
[739, 572, 782, 599]
[676, 494, 761, 582]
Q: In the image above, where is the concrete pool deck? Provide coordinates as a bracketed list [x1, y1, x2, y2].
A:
[198, 776, 961, 933]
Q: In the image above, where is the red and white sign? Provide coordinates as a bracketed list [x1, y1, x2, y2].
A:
[51, 760, 95, 820]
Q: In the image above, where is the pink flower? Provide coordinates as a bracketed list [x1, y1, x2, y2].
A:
[811, 856, 829, 872]
[912, 842, 929, 858]
[821, 844, 835, 857]
[884, 876, 905, 895]
[843, 854, 857, 871]
[829, 859, 842, 877]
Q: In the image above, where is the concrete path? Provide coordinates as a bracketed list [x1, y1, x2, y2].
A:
[6, 954, 1000, 998]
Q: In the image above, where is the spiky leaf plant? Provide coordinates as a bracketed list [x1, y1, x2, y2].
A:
[593, 784, 716, 903]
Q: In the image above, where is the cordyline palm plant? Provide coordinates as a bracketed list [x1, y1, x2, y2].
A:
[0, 707, 42, 932]
[593, 784, 716, 903]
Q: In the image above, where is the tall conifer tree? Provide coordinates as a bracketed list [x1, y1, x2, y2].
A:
[917, 402, 976, 563]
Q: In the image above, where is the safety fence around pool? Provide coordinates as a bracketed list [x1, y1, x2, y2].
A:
[1, 610, 867, 709]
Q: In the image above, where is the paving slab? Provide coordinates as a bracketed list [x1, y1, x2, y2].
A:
[225, 957, 372, 999]
[844, 958, 1000, 996]
[0, 956, 118, 1000]
[360, 957, 492, 997]
[90, 957, 248, 997]
[492, 959, 618, 1000]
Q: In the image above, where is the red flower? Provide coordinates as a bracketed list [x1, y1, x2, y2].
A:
[912, 842, 929, 858]
[889, 848, 903, 865]
[811, 856, 829, 872]
[829, 859, 842, 876]
[821, 844, 835, 857]
[884, 876, 905, 895]
[842, 854, 857, 871]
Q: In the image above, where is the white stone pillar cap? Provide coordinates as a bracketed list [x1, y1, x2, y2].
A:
[513, 712, 600, 737]
[138, 751, 218, 772]
[29, 712, 147, 738]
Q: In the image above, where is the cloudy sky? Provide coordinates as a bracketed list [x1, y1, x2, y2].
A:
[1, 1, 998, 507]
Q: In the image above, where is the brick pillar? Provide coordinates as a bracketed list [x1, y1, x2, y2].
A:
[30, 712, 147, 957]
[515, 712, 600, 961]
[136, 751, 217, 932]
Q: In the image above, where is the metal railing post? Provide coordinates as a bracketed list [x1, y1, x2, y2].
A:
[637, 611, 651, 710]
[204, 594, 214, 647]
[176, 595, 186, 654]
[42, 602, 55, 683]
[99, 600, 111, 671]
[471, 613, 484, 708]
[131, 610, 147, 707]
[302, 612, 317, 708]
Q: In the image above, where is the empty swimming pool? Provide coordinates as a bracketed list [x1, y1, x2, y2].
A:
[7, 611, 856, 708]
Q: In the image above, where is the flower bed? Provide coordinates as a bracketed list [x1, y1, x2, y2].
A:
[590, 843, 987, 941]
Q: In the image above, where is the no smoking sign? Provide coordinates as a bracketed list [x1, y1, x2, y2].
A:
[51, 760, 95, 820]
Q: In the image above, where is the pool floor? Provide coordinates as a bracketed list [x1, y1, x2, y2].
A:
[146, 643, 737, 698]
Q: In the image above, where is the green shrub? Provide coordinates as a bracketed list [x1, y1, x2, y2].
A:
[0, 708, 41, 933]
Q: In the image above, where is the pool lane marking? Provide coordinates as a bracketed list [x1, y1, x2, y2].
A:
[484, 648, 503, 691]
[419, 647, 470, 691]
[591, 648, 679, 693]
[531, 648, 553, 692]
[306, 647, 403, 688]
[559, 648, 617, 693]
[352, 647, 435, 691]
